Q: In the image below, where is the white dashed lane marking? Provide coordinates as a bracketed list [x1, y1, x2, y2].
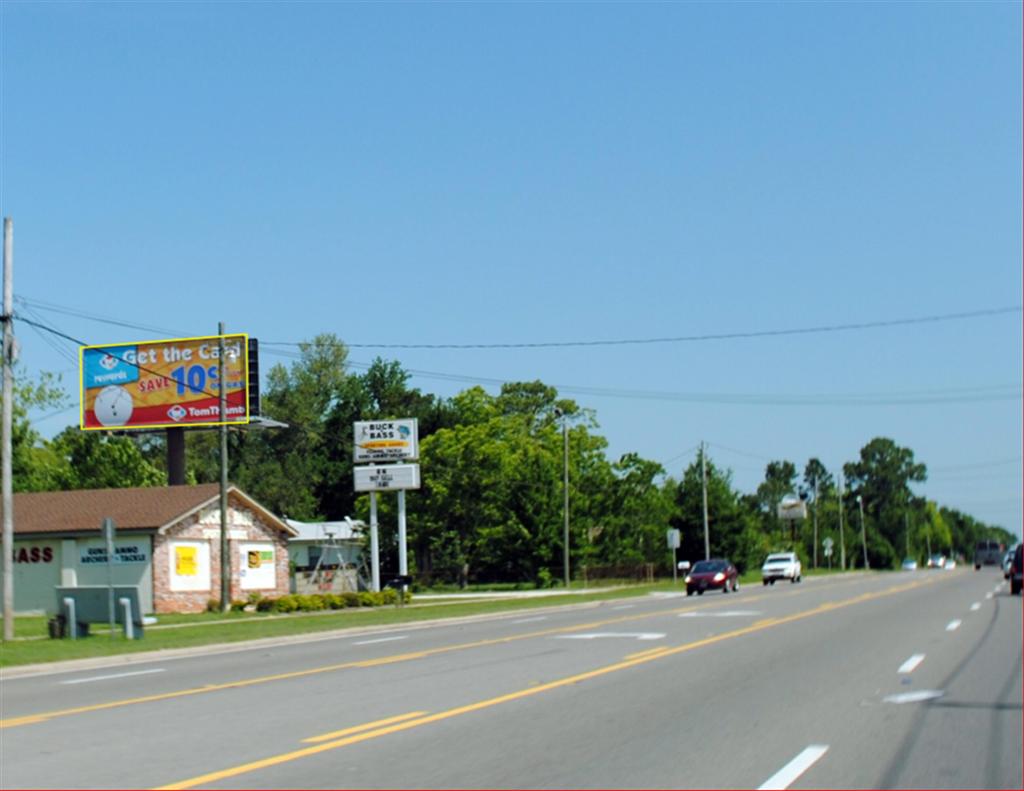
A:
[758, 745, 829, 790]
[898, 654, 925, 674]
[946, 620, 962, 632]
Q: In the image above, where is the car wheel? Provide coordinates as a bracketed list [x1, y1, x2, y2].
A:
[770, 580, 775, 586]
[697, 590, 704, 596]
[733, 579, 739, 592]
[686, 590, 693, 597]
[762, 580, 768, 586]
[722, 582, 729, 594]
[1012, 580, 1021, 596]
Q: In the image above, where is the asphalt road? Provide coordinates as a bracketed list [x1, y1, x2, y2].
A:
[1, 569, 1020, 789]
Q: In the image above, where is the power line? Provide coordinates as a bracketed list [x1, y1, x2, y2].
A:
[278, 305, 1019, 349]
[20, 295, 1020, 350]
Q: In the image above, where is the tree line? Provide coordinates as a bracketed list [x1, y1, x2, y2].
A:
[10, 334, 1015, 586]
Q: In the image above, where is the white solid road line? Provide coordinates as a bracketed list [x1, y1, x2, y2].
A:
[758, 745, 829, 790]
[678, 610, 761, 618]
[60, 668, 166, 685]
[610, 605, 635, 611]
[352, 636, 408, 646]
[511, 616, 549, 623]
[946, 620, 962, 632]
[898, 654, 925, 674]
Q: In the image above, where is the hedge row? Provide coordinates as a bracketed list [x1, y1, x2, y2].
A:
[211, 589, 411, 614]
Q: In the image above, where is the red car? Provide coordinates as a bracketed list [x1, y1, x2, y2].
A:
[685, 558, 739, 596]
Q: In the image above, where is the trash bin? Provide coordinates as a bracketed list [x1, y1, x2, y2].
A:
[47, 614, 66, 639]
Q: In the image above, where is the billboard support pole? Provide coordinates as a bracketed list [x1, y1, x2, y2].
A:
[369, 490, 380, 592]
[219, 324, 229, 612]
[166, 427, 186, 486]
[398, 489, 408, 578]
[2, 218, 13, 641]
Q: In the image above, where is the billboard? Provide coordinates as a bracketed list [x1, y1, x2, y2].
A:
[353, 419, 419, 462]
[80, 334, 250, 430]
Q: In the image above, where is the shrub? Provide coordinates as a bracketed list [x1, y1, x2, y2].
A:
[272, 594, 298, 613]
[323, 593, 343, 610]
[256, 597, 276, 612]
[206, 598, 221, 613]
[342, 592, 360, 608]
[229, 600, 248, 613]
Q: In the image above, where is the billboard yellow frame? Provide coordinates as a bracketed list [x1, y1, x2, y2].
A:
[79, 333, 250, 431]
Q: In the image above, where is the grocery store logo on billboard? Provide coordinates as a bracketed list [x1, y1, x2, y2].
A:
[167, 405, 187, 422]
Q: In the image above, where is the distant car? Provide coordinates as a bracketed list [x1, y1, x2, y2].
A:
[1011, 544, 1023, 596]
[1003, 548, 1016, 579]
[927, 554, 946, 569]
[761, 552, 802, 585]
[901, 558, 918, 571]
[945, 558, 957, 570]
[685, 558, 739, 596]
[974, 540, 1004, 570]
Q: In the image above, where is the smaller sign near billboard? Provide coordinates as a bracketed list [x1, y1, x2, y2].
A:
[80, 334, 250, 430]
[354, 464, 421, 492]
[353, 419, 419, 462]
[666, 529, 681, 549]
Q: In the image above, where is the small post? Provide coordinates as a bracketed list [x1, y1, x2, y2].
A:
[119, 597, 133, 639]
[63, 597, 77, 640]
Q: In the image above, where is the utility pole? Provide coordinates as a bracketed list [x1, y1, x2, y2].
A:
[812, 476, 819, 569]
[857, 494, 869, 570]
[838, 471, 846, 571]
[905, 512, 910, 558]
[219, 324, 230, 612]
[562, 415, 570, 588]
[701, 441, 710, 561]
[2, 218, 13, 641]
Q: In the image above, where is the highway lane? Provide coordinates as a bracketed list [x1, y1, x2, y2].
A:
[1, 569, 1018, 789]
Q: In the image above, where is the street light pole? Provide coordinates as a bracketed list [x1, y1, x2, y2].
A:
[857, 494, 869, 570]
[837, 472, 846, 571]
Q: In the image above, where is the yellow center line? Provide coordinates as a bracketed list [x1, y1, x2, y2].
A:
[155, 576, 935, 790]
[1, 574, 938, 730]
[302, 711, 428, 743]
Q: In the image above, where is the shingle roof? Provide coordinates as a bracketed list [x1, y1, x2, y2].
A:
[8, 484, 295, 536]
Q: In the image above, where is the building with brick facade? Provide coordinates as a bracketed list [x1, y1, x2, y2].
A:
[3, 484, 297, 614]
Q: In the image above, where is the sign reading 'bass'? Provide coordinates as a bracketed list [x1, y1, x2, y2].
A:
[353, 419, 419, 462]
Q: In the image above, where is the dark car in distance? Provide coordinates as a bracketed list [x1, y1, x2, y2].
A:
[685, 558, 739, 596]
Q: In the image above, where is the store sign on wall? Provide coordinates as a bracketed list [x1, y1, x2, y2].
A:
[80, 545, 149, 564]
[80, 334, 250, 430]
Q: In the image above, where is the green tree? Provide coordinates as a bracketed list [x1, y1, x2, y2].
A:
[843, 437, 927, 568]
[4, 369, 68, 492]
[47, 427, 165, 489]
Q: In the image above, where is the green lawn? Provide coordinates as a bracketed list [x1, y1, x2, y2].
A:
[0, 583, 671, 668]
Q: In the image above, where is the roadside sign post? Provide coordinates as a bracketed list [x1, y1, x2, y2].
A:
[823, 537, 834, 570]
[103, 517, 115, 639]
[667, 529, 681, 584]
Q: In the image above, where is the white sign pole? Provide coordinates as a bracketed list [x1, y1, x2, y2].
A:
[369, 490, 380, 593]
[398, 490, 408, 577]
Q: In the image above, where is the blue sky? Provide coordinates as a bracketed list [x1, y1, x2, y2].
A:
[2, 2, 1021, 538]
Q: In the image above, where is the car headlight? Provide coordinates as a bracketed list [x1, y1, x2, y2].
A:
[684, 576, 692, 584]
[713, 572, 725, 582]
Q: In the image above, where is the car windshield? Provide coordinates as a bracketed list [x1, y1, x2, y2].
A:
[692, 561, 726, 573]
[765, 555, 792, 563]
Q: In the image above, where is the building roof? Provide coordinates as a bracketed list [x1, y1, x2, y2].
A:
[10, 484, 297, 537]
[286, 517, 364, 542]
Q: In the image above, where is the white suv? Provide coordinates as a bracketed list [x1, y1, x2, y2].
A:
[762, 552, 802, 585]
